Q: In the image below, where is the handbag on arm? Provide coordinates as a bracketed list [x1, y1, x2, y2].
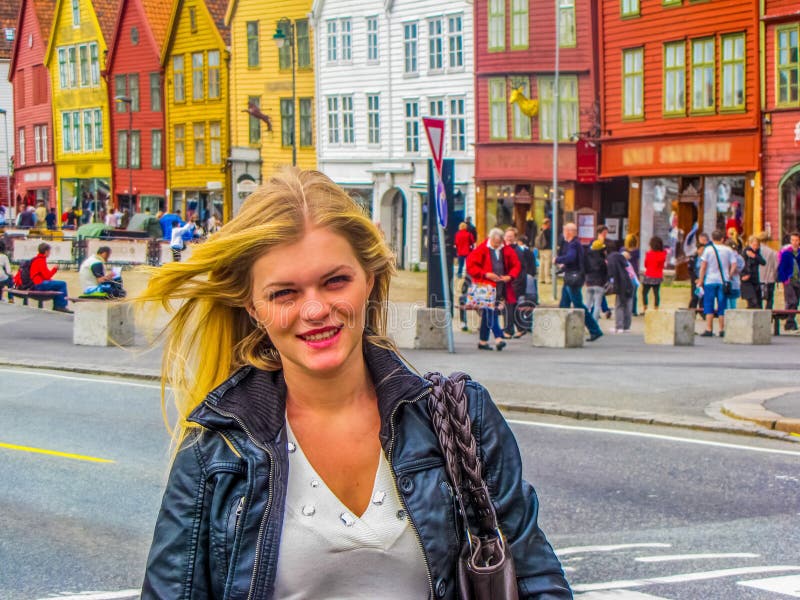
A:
[425, 372, 519, 600]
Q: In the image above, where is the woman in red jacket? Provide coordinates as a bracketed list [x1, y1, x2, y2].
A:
[454, 222, 475, 278]
[642, 236, 667, 312]
[466, 228, 521, 350]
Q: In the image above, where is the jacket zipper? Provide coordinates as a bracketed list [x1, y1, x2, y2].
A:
[387, 389, 435, 600]
[234, 496, 246, 532]
[202, 404, 276, 600]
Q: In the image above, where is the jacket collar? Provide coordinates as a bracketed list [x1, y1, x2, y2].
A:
[190, 341, 430, 450]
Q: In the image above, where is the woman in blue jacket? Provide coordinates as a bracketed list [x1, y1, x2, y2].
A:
[137, 168, 571, 599]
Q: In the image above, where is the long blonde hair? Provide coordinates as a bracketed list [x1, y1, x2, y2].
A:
[137, 168, 397, 436]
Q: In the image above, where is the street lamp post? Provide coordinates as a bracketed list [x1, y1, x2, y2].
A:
[0, 108, 11, 221]
[114, 95, 134, 214]
[273, 18, 297, 167]
[551, 1, 561, 300]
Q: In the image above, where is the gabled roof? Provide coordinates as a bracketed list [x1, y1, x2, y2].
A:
[8, 0, 56, 75]
[92, 0, 121, 46]
[105, 0, 171, 71]
[163, 0, 229, 63]
[0, 0, 21, 60]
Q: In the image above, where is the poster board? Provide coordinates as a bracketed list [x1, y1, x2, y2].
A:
[576, 209, 596, 245]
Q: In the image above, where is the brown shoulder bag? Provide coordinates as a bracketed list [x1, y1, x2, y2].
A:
[425, 372, 519, 600]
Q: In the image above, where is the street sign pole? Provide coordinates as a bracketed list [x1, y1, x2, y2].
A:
[423, 118, 455, 354]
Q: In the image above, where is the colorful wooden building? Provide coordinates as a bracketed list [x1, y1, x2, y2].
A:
[106, 0, 171, 214]
[162, 0, 230, 222]
[226, 0, 315, 215]
[762, 0, 800, 243]
[8, 0, 53, 215]
[1, 1, 17, 213]
[474, 0, 601, 241]
[599, 0, 762, 271]
[45, 0, 117, 220]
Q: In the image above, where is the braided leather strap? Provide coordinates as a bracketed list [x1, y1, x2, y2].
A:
[426, 372, 499, 535]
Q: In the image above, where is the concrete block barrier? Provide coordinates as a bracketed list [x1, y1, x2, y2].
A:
[73, 301, 135, 347]
[386, 303, 447, 350]
[644, 309, 694, 346]
[725, 309, 771, 345]
[532, 308, 585, 348]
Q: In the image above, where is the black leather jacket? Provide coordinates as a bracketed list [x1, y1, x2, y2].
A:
[141, 343, 572, 599]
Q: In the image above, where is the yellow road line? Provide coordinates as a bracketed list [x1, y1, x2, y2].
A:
[0, 442, 115, 463]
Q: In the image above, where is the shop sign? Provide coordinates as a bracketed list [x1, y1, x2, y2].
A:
[207, 181, 223, 190]
[622, 142, 732, 168]
[576, 140, 598, 183]
[22, 171, 52, 183]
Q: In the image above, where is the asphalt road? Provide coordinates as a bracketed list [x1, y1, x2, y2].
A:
[1, 367, 798, 600]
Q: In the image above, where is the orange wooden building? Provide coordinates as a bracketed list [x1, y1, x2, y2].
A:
[599, 0, 761, 270]
[762, 0, 800, 243]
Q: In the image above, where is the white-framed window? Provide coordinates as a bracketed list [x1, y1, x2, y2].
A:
[280, 98, 294, 147]
[340, 18, 352, 62]
[152, 129, 162, 169]
[34, 124, 48, 163]
[90, 43, 99, 85]
[117, 129, 128, 168]
[62, 114, 71, 152]
[404, 22, 418, 74]
[210, 121, 221, 164]
[404, 100, 419, 153]
[429, 97, 445, 118]
[721, 33, 745, 110]
[79, 44, 89, 86]
[559, 0, 576, 48]
[342, 95, 354, 144]
[130, 130, 140, 168]
[512, 78, 532, 139]
[174, 124, 185, 167]
[691, 38, 715, 112]
[68, 46, 77, 87]
[82, 109, 94, 151]
[58, 48, 67, 88]
[193, 122, 205, 165]
[326, 96, 340, 144]
[192, 52, 204, 101]
[428, 18, 444, 72]
[538, 75, 580, 140]
[93, 109, 102, 149]
[326, 20, 338, 62]
[173, 55, 185, 102]
[664, 41, 685, 115]
[72, 112, 80, 151]
[448, 15, 463, 68]
[129, 73, 140, 111]
[71, 0, 80, 26]
[449, 97, 466, 152]
[18, 128, 25, 166]
[489, 78, 507, 139]
[208, 50, 220, 99]
[367, 16, 379, 62]
[367, 94, 380, 145]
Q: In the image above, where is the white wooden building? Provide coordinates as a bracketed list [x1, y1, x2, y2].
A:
[310, 0, 474, 269]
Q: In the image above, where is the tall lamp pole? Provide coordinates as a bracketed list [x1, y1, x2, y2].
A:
[551, 1, 561, 300]
[0, 108, 11, 220]
[114, 95, 134, 213]
[273, 18, 297, 166]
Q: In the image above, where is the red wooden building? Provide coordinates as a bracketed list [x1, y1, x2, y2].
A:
[762, 0, 800, 243]
[106, 0, 171, 213]
[9, 0, 57, 212]
[599, 0, 761, 271]
[473, 0, 602, 242]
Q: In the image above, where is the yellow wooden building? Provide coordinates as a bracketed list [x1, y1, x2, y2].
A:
[45, 0, 117, 218]
[162, 0, 230, 221]
[225, 0, 316, 212]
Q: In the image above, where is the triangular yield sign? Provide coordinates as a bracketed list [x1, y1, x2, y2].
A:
[422, 117, 446, 177]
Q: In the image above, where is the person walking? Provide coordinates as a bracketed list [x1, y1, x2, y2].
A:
[758, 232, 778, 310]
[697, 230, 737, 337]
[535, 217, 554, 284]
[466, 228, 521, 350]
[642, 236, 667, 312]
[740, 235, 766, 309]
[138, 169, 571, 598]
[503, 227, 533, 338]
[556, 222, 603, 341]
[453, 221, 475, 279]
[624, 233, 641, 315]
[607, 249, 635, 333]
[777, 231, 800, 330]
[584, 225, 609, 322]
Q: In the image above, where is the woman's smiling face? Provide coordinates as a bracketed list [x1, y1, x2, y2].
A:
[249, 227, 374, 377]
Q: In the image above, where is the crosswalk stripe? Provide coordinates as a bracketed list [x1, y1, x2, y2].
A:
[576, 592, 670, 599]
[34, 591, 139, 600]
[635, 552, 760, 563]
[738, 574, 800, 597]
[558, 543, 672, 556]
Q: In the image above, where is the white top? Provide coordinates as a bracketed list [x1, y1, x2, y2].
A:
[0, 254, 11, 279]
[700, 243, 735, 285]
[274, 421, 429, 600]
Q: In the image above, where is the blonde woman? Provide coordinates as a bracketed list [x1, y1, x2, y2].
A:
[139, 169, 570, 599]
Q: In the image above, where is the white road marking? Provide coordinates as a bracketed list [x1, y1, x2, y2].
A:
[572, 565, 800, 593]
[507, 419, 800, 457]
[576, 592, 670, 599]
[35, 591, 140, 600]
[0, 366, 161, 390]
[558, 543, 672, 556]
[635, 552, 760, 563]
[738, 574, 800, 596]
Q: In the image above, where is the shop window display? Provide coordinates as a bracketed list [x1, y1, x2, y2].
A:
[640, 177, 679, 270]
[781, 171, 800, 244]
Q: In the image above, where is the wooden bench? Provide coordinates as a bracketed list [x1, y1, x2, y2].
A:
[6, 289, 62, 309]
[771, 309, 800, 335]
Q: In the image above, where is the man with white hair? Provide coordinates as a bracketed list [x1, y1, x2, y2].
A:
[466, 227, 521, 351]
[555, 223, 603, 341]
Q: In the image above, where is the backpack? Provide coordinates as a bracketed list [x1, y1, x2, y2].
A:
[15, 259, 34, 289]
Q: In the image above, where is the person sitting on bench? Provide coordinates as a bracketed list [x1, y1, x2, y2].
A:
[14, 242, 73, 313]
[79, 246, 126, 298]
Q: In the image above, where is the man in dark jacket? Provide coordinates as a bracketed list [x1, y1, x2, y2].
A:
[503, 227, 534, 338]
[777, 232, 800, 329]
[608, 250, 635, 332]
[555, 222, 603, 341]
[584, 225, 609, 322]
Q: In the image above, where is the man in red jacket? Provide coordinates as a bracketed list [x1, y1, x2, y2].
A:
[19, 243, 72, 313]
[466, 228, 521, 350]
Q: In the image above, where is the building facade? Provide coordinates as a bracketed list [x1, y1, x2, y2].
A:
[46, 0, 116, 220]
[312, 0, 474, 268]
[162, 0, 230, 221]
[474, 0, 601, 243]
[106, 0, 170, 214]
[762, 0, 800, 243]
[1, 3, 16, 214]
[227, 0, 316, 217]
[599, 0, 761, 273]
